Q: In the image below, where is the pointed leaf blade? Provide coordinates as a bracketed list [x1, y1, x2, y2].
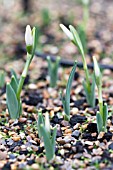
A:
[51, 126, 57, 153]
[32, 27, 38, 58]
[103, 103, 108, 129]
[6, 83, 18, 119]
[10, 76, 18, 94]
[11, 69, 19, 84]
[69, 25, 84, 57]
[96, 112, 103, 133]
[65, 61, 77, 116]
[40, 124, 54, 161]
[37, 111, 44, 138]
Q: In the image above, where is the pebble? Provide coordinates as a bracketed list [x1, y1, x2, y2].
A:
[21, 145, 27, 150]
[72, 147, 77, 153]
[57, 136, 73, 144]
[83, 153, 92, 159]
[57, 137, 66, 144]
[64, 143, 71, 149]
[27, 159, 35, 165]
[91, 132, 97, 137]
[92, 148, 103, 155]
[31, 163, 40, 169]
[12, 136, 20, 142]
[72, 130, 80, 138]
[30, 133, 36, 139]
[0, 151, 7, 160]
[73, 123, 80, 130]
[61, 120, 69, 127]
[37, 81, 46, 88]
[0, 161, 6, 168]
[31, 145, 38, 152]
[28, 106, 35, 112]
[9, 154, 16, 160]
[85, 141, 93, 146]
[18, 154, 26, 160]
[8, 132, 16, 136]
[98, 132, 105, 139]
[110, 126, 113, 132]
[71, 107, 79, 115]
[82, 124, 88, 130]
[50, 110, 54, 117]
[7, 138, 14, 145]
[11, 164, 17, 170]
[18, 163, 26, 169]
[64, 129, 72, 134]
[108, 142, 113, 150]
[43, 90, 50, 99]
[28, 83, 37, 90]
[99, 163, 106, 168]
[60, 149, 65, 156]
[95, 141, 100, 146]
[19, 117, 27, 123]
[20, 133, 25, 139]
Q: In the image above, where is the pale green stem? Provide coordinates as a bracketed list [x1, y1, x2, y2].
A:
[16, 53, 31, 100]
[98, 86, 103, 118]
[83, 4, 89, 32]
[82, 53, 90, 92]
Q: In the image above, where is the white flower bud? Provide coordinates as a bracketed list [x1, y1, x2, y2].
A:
[82, 0, 89, 5]
[45, 112, 50, 133]
[25, 25, 33, 46]
[93, 56, 100, 77]
[60, 24, 73, 41]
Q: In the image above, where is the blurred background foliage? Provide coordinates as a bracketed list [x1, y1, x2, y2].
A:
[0, 0, 113, 67]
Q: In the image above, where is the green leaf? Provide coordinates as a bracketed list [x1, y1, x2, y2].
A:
[6, 83, 18, 119]
[66, 61, 77, 103]
[18, 100, 22, 117]
[96, 112, 103, 133]
[51, 126, 57, 152]
[60, 61, 77, 121]
[69, 25, 85, 57]
[32, 27, 38, 58]
[103, 103, 108, 129]
[37, 111, 44, 138]
[65, 61, 77, 115]
[90, 75, 95, 107]
[83, 80, 90, 104]
[11, 69, 19, 84]
[0, 71, 5, 88]
[47, 56, 60, 88]
[10, 76, 18, 94]
[83, 76, 95, 108]
[60, 91, 66, 113]
[77, 24, 87, 53]
[40, 124, 54, 161]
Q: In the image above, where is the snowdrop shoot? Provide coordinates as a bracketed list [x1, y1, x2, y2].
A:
[93, 56, 108, 133]
[60, 24, 96, 107]
[6, 25, 37, 119]
[47, 56, 60, 87]
[37, 111, 57, 161]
